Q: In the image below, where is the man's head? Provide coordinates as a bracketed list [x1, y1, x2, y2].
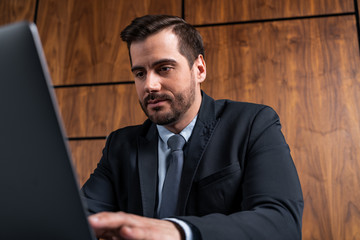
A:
[121, 15, 204, 68]
[121, 15, 206, 133]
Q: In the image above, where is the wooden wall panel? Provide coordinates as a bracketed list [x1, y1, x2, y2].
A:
[185, 0, 354, 25]
[55, 84, 147, 138]
[199, 15, 360, 239]
[3, 0, 360, 238]
[36, 0, 181, 85]
[69, 139, 106, 186]
[0, 0, 36, 25]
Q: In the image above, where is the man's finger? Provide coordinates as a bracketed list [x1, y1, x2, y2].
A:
[89, 212, 128, 228]
[88, 212, 182, 240]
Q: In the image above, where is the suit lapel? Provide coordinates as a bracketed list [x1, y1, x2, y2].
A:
[177, 92, 220, 215]
[136, 92, 220, 217]
[137, 124, 158, 218]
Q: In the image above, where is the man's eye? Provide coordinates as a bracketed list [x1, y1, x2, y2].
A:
[160, 67, 170, 71]
[135, 71, 145, 78]
[158, 66, 173, 73]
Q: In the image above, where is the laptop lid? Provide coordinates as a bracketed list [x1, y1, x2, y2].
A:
[0, 21, 96, 240]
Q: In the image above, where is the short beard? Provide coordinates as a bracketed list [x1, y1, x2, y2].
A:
[139, 99, 180, 125]
[139, 85, 195, 126]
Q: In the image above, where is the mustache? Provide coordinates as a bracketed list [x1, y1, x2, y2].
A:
[144, 93, 172, 104]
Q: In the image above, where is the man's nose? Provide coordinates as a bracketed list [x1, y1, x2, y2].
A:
[144, 71, 161, 92]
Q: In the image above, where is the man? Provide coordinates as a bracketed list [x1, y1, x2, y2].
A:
[82, 15, 304, 240]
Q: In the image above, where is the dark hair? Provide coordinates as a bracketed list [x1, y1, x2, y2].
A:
[120, 15, 204, 67]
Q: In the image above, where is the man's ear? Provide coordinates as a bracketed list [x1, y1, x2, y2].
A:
[194, 54, 206, 83]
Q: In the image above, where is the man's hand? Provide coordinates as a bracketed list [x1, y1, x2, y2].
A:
[88, 211, 183, 240]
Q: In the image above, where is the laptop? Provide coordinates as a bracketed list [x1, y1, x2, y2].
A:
[0, 21, 96, 240]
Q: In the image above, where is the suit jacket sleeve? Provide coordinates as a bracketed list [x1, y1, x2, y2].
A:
[81, 123, 149, 216]
[80, 132, 120, 214]
[178, 105, 303, 240]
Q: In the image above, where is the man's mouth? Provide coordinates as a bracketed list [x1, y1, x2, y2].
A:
[147, 98, 163, 104]
[144, 94, 171, 108]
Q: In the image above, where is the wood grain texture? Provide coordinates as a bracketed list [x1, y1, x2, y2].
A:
[54, 84, 147, 138]
[36, 0, 181, 85]
[0, 0, 36, 25]
[68, 139, 106, 186]
[3, 0, 360, 238]
[185, 0, 354, 25]
[199, 15, 360, 239]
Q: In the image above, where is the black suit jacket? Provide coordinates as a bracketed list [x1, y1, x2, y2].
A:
[81, 92, 303, 239]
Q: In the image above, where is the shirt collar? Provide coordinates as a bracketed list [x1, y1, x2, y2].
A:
[157, 115, 198, 146]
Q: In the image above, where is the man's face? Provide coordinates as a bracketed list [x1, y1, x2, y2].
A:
[130, 29, 205, 130]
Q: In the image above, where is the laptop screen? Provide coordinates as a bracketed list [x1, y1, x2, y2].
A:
[0, 21, 96, 240]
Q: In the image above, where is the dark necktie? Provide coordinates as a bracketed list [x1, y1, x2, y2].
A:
[159, 134, 186, 218]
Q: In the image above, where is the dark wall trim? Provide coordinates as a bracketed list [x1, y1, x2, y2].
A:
[193, 12, 355, 28]
[33, 0, 40, 24]
[53, 81, 135, 89]
[354, 0, 360, 54]
[182, 0, 185, 19]
[68, 136, 107, 141]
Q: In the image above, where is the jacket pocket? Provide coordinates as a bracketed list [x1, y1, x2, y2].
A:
[194, 162, 242, 216]
[197, 162, 241, 189]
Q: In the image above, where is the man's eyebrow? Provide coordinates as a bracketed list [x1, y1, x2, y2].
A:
[131, 65, 144, 73]
[152, 59, 177, 67]
[131, 58, 177, 72]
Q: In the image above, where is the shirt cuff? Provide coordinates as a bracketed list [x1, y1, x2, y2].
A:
[165, 218, 193, 240]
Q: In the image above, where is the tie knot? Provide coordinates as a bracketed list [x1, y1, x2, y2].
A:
[167, 134, 186, 151]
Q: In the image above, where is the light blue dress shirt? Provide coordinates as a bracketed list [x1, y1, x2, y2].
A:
[156, 116, 197, 240]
